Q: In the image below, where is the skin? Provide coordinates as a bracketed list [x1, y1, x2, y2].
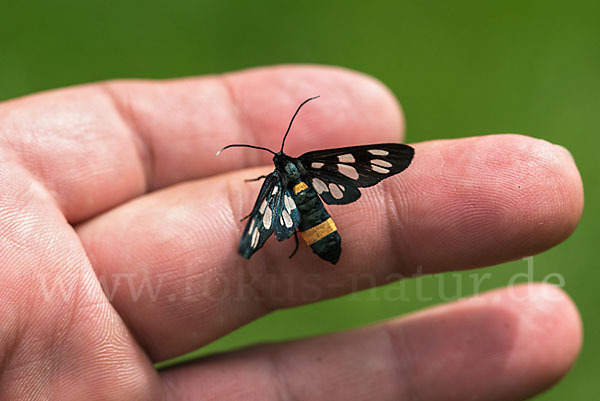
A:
[0, 65, 584, 400]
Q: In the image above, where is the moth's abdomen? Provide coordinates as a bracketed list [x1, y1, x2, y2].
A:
[300, 218, 341, 264]
[292, 181, 341, 264]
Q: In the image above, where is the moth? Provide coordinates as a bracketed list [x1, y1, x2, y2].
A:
[217, 96, 414, 264]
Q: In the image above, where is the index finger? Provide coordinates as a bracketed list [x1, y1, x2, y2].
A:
[0, 65, 404, 222]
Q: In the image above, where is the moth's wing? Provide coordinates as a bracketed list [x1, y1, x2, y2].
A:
[300, 143, 414, 188]
[273, 188, 301, 241]
[238, 172, 282, 259]
[299, 143, 414, 205]
[304, 171, 362, 205]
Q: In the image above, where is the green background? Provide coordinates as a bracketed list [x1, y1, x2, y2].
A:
[1, 0, 597, 399]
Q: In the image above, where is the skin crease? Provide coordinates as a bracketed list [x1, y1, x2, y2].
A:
[0, 65, 584, 400]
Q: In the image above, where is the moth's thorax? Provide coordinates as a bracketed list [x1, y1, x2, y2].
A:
[273, 152, 302, 180]
[284, 162, 300, 179]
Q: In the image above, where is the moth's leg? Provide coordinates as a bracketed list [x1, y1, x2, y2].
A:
[240, 212, 251, 222]
[289, 231, 299, 259]
[244, 175, 269, 183]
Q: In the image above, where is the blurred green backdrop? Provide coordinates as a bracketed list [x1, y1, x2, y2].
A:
[1, 0, 597, 399]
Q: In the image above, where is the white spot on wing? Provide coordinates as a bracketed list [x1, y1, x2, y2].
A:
[271, 186, 279, 195]
[251, 227, 260, 248]
[338, 154, 355, 163]
[338, 164, 359, 179]
[312, 178, 328, 194]
[248, 219, 255, 234]
[329, 183, 344, 199]
[368, 149, 389, 156]
[262, 206, 272, 229]
[371, 164, 390, 174]
[259, 199, 268, 213]
[311, 162, 325, 169]
[281, 209, 293, 228]
[284, 195, 296, 212]
[371, 159, 392, 168]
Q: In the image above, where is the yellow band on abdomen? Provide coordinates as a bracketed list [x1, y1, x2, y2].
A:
[293, 181, 308, 194]
[300, 218, 337, 246]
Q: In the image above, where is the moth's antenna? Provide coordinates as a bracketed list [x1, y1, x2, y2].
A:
[216, 144, 276, 156]
[280, 96, 320, 153]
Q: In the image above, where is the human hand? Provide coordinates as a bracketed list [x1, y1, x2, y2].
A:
[0, 65, 583, 400]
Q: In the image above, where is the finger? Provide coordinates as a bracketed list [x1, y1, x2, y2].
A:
[0, 65, 403, 222]
[160, 284, 582, 401]
[77, 134, 583, 361]
[0, 148, 161, 398]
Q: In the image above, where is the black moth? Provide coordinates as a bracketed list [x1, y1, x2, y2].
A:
[217, 96, 414, 264]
